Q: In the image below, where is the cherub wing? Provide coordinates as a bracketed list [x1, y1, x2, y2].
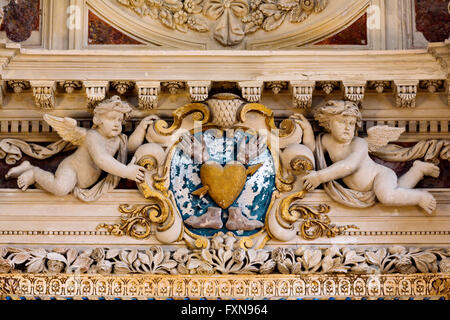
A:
[366, 125, 405, 153]
[43, 114, 87, 146]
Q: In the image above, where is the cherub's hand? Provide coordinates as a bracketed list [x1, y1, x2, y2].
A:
[126, 157, 146, 183]
[290, 113, 313, 132]
[136, 115, 159, 132]
[301, 171, 322, 191]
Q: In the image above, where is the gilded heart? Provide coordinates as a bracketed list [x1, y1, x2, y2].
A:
[199, 161, 247, 209]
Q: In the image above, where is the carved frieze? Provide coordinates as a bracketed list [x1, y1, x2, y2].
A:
[30, 81, 56, 110]
[0, 245, 448, 275]
[1, 273, 448, 300]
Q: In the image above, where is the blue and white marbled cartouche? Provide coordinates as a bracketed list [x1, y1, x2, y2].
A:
[170, 129, 275, 237]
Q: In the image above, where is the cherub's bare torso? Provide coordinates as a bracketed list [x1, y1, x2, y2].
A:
[322, 134, 384, 192]
[59, 130, 121, 188]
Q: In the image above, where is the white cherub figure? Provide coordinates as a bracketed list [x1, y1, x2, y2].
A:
[5, 96, 148, 199]
[301, 100, 440, 215]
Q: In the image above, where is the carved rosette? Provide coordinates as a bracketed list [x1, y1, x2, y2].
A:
[290, 80, 315, 109]
[7, 80, 30, 93]
[83, 81, 109, 109]
[187, 81, 211, 102]
[162, 81, 185, 95]
[238, 81, 263, 102]
[30, 81, 56, 110]
[394, 80, 418, 108]
[111, 81, 135, 95]
[136, 81, 160, 110]
[266, 81, 288, 95]
[58, 81, 82, 94]
[419, 80, 444, 93]
[368, 80, 391, 93]
[317, 81, 339, 95]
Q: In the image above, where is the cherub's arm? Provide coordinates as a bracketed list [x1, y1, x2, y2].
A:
[86, 131, 146, 183]
[292, 114, 315, 152]
[302, 137, 368, 191]
[128, 115, 159, 154]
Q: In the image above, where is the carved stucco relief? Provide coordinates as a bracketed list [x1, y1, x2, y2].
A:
[87, 0, 370, 49]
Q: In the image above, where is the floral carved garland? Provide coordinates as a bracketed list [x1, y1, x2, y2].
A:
[116, 0, 329, 46]
[1, 242, 449, 275]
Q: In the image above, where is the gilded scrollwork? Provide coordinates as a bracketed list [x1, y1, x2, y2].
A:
[275, 191, 358, 241]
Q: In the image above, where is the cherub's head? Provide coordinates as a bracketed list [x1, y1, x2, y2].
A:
[314, 100, 362, 143]
[93, 96, 132, 138]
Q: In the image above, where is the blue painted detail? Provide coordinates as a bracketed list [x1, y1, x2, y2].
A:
[5, 296, 11, 300]
[393, 297, 399, 300]
[408, 297, 414, 300]
[328, 297, 335, 300]
[20, 297, 26, 300]
[296, 298, 303, 300]
[147, 298, 155, 300]
[114, 298, 121, 300]
[361, 297, 367, 300]
[345, 297, 351, 300]
[200, 297, 207, 300]
[166, 298, 174, 300]
[423, 297, 430, 300]
[82, 297, 89, 301]
[98, 297, 105, 300]
[34, 297, 41, 300]
[170, 130, 276, 237]
[50, 297, 56, 300]
[312, 298, 319, 300]
[184, 297, 190, 300]
[439, 297, 445, 300]
[377, 298, 384, 300]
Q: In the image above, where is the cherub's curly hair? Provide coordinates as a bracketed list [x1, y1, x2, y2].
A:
[313, 100, 362, 132]
[93, 96, 132, 127]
